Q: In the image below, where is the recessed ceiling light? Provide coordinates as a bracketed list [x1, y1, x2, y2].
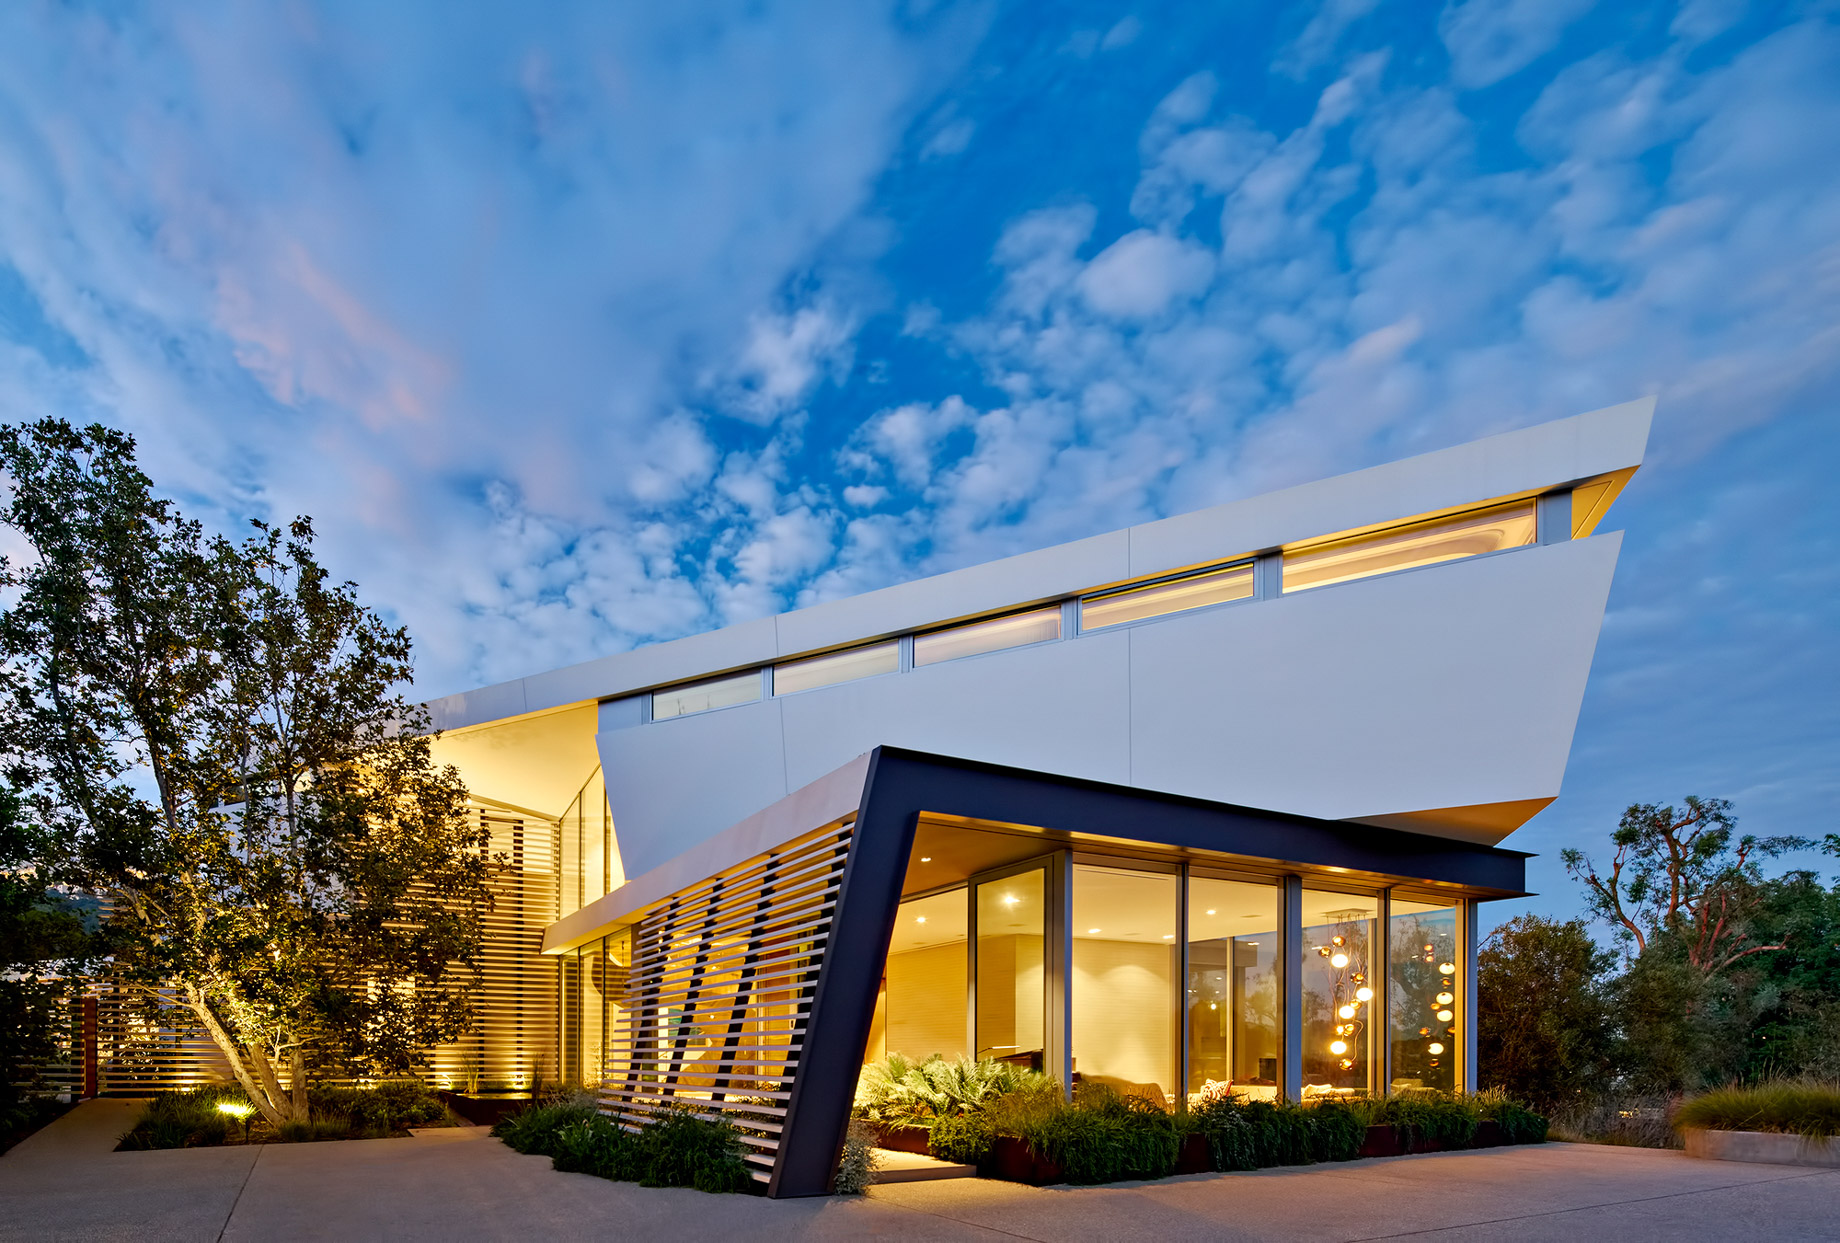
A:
[1205, 909, 1216, 915]
[1087, 928, 1101, 934]
[920, 857, 932, 863]
[916, 916, 927, 924]
[1162, 934, 1173, 940]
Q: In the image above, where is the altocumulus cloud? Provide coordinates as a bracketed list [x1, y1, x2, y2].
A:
[0, 1, 1835, 910]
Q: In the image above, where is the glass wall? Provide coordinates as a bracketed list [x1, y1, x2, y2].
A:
[650, 670, 761, 720]
[914, 606, 1060, 667]
[873, 887, 969, 1064]
[1081, 562, 1254, 630]
[1186, 877, 1281, 1102]
[1072, 866, 1177, 1103]
[1388, 899, 1461, 1092]
[772, 640, 899, 696]
[976, 869, 1045, 1071]
[1301, 889, 1380, 1096]
[1283, 502, 1536, 593]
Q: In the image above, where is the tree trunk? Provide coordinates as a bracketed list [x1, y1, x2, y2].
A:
[183, 993, 309, 1127]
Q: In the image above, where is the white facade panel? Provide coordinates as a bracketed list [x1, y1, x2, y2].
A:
[1127, 533, 1622, 825]
[597, 694, 788, 879]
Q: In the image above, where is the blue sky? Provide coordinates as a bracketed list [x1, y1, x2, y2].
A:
[0, 1, 1835, 922]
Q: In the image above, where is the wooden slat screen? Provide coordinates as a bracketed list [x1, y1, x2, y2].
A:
[600, 818, 853, 1185]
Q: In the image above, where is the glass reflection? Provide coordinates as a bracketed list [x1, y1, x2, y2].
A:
[1186, 877, 1281, 1102]
[1389, 900, 1460, 1093]
[976, 870, 1045, 1072]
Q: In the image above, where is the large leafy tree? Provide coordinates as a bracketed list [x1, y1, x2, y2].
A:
[1477, 915, 1615, 1113]
[1560, 797, 1811, 974]
[0, 420, 491, 1127]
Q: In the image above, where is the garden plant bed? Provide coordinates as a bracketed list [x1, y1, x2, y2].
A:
[437, 1090, 535, 1127]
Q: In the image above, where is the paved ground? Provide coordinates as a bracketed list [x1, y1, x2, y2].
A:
[4, 1099, 1837, 1242]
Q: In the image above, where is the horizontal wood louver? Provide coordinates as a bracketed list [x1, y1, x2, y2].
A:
[425, 808, 562, 1092]
[601, 819, 854, 1186]
[91, 984, 237, 1093]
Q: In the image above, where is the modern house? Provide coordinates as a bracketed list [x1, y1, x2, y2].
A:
[412, 396, 1651, 1196]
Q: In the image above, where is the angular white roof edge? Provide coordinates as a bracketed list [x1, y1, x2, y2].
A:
[429, 396, 1654, 733]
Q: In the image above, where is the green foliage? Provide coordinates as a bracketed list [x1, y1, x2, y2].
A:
[927, 1111, 996, 1165]
[306, 1081, 446, 1131]
[1478, 915, 1616, 1113]
[118, 1080, 455, 1149]
[853, 1052, 1051, 1126]
[1674, 1082, 1840, 1140]
[1185, 1096, 1367, 1171]
[982, 1082, 1179, 1185]
[1366, 1091, 1479, 1149]
[833, 1119, 880, 1194]
[491, 1096, 599, 1157]
[0, 782, 94, 1114]
[1473, 1090, 1549, 1144]
[495, 1099, 751, 1193]
[0, 420, 490, 1128]
[117, 1085, 245, 1149]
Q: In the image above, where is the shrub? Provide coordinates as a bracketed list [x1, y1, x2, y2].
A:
[626, 1106, 752, 1193]
[984, 1082, 1179, 1185]
[307, 1081, 446, 1132]
[1368, 1091, 1480, 1149]
[854, 1053, 1052, 1127]
[1184, 1097, 1365, 1170]
[928, 1111, 995, 1165]
[117, 1085, 242, 1149]
[1549, 1094, 1677, 1148]
[834, 1119, 880, 1194]
[492, 1095, 600, 1157]
[498, 1099, 752, 1193]
[1474, 1090, 1549, 1144]
[1674, 1082, 1840, 1140]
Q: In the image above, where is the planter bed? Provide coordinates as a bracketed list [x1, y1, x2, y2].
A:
[1683, 1127, 1840, 1169]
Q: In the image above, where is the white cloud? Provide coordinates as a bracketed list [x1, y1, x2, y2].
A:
[722, 304, 857, 424]
[1077, 230, 1215, 318]
[1439, 0, 1597, 89]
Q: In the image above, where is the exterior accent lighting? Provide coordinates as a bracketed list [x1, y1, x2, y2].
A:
[1428, 1042, 1445, 1055]
[216, 1099, 255, 1141]
[1354, 986, 1373, 1002]
[1330, 952, 1348, 969]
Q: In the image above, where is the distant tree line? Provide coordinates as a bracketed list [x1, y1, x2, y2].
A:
[1479, 797, 1840, 1116]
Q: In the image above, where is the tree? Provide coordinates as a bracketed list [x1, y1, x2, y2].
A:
[1560, 797, 1811, 974]
[1476, 915, 1615, 1112]
[0, 784, 93, 1114]
[0, 420, 491, 1128]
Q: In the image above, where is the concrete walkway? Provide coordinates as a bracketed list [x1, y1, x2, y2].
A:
[4, 1099, 1837, 1241]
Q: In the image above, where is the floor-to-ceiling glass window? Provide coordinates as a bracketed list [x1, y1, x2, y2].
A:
[1300, 889, 1380, 1096]
[1186, 876, 1281, 1102]
[1072, 865, 1177, 1103]
[873, 887, 969, 1064]
[975, 869, 1046, 1070]
[1388, 898, 1461, 1092]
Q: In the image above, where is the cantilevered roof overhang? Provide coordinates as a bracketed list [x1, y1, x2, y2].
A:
[541, 746, 1530, 956]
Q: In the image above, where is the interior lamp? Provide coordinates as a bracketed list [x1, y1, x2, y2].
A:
[1428, 1042, 1445, 1055]
[1329, 1040, 1347, 1055]
[1330, 953, 1348, 968]
[1354, 986, 1373, 1002]
[1337, 1004, 1356, 1020]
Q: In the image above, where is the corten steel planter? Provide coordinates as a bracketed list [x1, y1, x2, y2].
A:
[989, 1135, 1064, 1185]
[1175, 1133, 1212, 1174]
[1683, 1128, 1840, 1169]
[436, 1091, 531, 1127]
[1357, 1120, 1504, 1158]
[873, 1124, 932, 1156]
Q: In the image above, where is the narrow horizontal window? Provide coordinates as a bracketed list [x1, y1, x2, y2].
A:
[914, 606, 1061, 668]
[1282, 501, 1536, 594]
[650, 670, 761, 720]
[772, 640, 900, 696]
[1079, 562, 1253, 631]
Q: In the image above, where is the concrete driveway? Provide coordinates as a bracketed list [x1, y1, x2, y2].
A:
[4, 1099, 1835, 1242]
